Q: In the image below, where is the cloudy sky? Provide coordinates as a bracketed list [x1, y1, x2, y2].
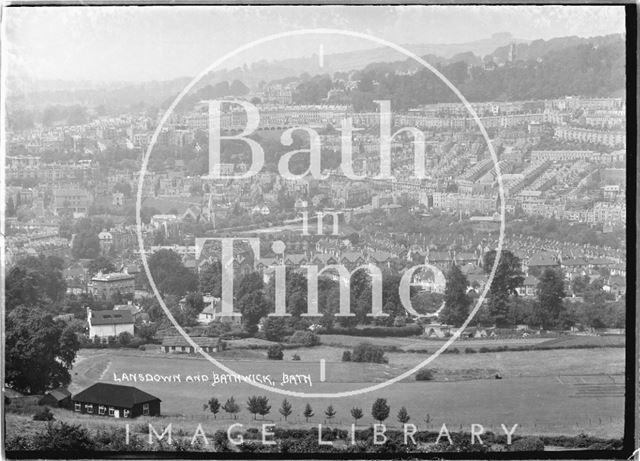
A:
[2, 5, 626, 83]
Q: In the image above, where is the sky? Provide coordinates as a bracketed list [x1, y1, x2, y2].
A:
[2, 5, 626, 83]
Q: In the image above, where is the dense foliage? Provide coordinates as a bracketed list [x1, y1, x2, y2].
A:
[6, 306, 80, 394]
[299, 40, 626, 110]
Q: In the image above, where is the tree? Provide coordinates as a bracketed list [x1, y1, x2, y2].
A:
[6, 267, 45, 311]
[113, 181, 132, 197]
[135, 323, 157, 343]
[6, 306, 80, 393]
[257, 396, 271, 420]
[6, 256, 67, 310]
[198, 261, 222, 298]
[247, 396, 270, 420]
[397, 406, 411, 424]
[72, 231, 100, 259]
[263, 316, 287, 342]
[88, 256, 115, 277]
[184, 292, 205, 318]
[351, 407, 363, 425]
[222, 397, 240, 419]
[371, 398, 390, 424]
[324, 405, 336, 423]
[441, 264, 470, 326]
[6, 196, 16, 217]
[534, 268, 567, 330]
[146, 249, 197, 297]
[247, 396, 261, 420]
[279, 399, 292, 421]
[207, 397, 221, 419]
[303, 403, 314, 422]
[483, 250, 524, 327]
[238, 291, 269, 335]
[235, 271, 264, 300]
[267, 344, 284, 360]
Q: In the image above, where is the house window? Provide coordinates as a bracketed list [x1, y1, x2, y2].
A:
[85, 404, 93, 413]
[108, 408, 115, 416]
[98, 405, 106, 415]
[143, 403, 149, 416]
[123, 409, 130, 418]
[74, 403, 81, 412]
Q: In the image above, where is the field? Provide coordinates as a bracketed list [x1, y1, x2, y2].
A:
[319, 333, 625, 351]
[8, 343, 620, 440]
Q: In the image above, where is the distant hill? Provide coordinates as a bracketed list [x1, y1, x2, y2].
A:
[7, 32, 525, 109]
[488, 33, 624, 64]
[339, 36, 626, 110]
[7, 33, 625, 111]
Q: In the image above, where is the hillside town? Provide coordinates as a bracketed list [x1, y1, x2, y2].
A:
[6, 95, 626, 309]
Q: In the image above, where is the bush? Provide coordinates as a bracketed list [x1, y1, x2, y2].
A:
[510, 436, 545, 451]
[263, 317, 289, 342]
[221, 329, 251, 340]
[267, 344, 284, 360]
[351, 342, 387, 364]
[33, 421, 95, 451]
[393, 316, 407, 327]
[33, 407, 55, 421]
[289, 330, 320, 347]
[382, 345, 400, 352]
[465, 347, 477, 353]
[291, 354, 301, 361]
[479, 346, 490, 353]
[415, 369, 434, 381]
[205, 321, 231, 337]
[117, 331, 133, 346]
[342, 350, 352, 362]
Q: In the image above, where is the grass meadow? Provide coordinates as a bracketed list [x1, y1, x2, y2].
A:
[6, 342, 619, 440]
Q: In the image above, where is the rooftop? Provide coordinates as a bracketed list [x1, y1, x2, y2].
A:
[92, 272, 135, 282]
[72, 383, 160, 408]
[90, 309, 134, 326]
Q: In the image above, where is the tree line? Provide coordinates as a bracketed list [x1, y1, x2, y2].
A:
[440, 249, 624, 330]
[205, 395, 412, 426]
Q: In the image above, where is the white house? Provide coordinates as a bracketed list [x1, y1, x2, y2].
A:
[87, 307, 134, 340]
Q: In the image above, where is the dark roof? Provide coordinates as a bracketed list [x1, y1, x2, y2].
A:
[285, 254, 307, 265]
[72, 383, 160, 408]
[90, 310, 134, 326]
[341, 251, 365, 263]
[312, 254, 337, 264]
